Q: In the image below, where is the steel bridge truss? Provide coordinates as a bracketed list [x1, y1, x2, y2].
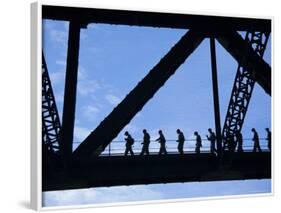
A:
[222, 31, 270, 148]
[41, 5, 272, 191]
[42, 54, 61, 153]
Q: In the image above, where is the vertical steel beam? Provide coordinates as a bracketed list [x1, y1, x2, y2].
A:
[209, 37, 222, 158]
[60, 21, 81, 166]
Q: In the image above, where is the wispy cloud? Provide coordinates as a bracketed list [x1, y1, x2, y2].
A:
[74, 126, 91, 142]
[78, 79, 101, 96]
[87, 23, 112, 38]
[82, 105, 100, 121]
[80, 29, 88, 41]
[49, 28, 68, 46]
[92, 185, 164, 203]
[49, 69, 65, 86]
[43, 185, 163, 207]
[78, 65, 87, 80]
[105, 94, 121, 106]
[87, 24, 100, 30]
[76, 66, 103, 96]
[54, 91, 64, 104]
[123, 124, 139, 134]
[55, 60, 66, 66]
[43, 179, 271, 207]
[43, 20, 68, 47]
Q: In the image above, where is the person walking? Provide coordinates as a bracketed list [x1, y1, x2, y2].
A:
[156, 130, 167, 155]
[252, 128, 262, 152]
[140, 129, 150, 155]
[194, 131, 202, 154]
[206, 128, 216, 154]
[124, 131, 134, 156]
[176, 129, 185, 155]
[236, 130, 243, 152]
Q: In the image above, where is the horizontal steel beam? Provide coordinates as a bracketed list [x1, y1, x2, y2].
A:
[42, 5, 271, 32]
[216, 31, 271, 95]
[43, 152, 271, 191]
[72, 30, 204, 162]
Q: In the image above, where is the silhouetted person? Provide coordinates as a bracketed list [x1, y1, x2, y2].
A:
[194, 131, 202, 154]
[124, 131, 134, 156]
[252, 128, 262, 152]
[156, 130, 167, 155]
[265, 128, 271, 151]
[176, 129, 185, 155]
[236, 130, 243, 152]
[140, 129, 150, 155]
[206, 128, 216, 154]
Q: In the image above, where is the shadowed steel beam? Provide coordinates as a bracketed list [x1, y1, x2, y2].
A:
[209, 38, 222, 158]
[60, 21, 81, 167]
[44, 152, 271, 191]
[216, 31, 271, 96]
[73, 30, 205, 161]
[42, 5, 271, 32]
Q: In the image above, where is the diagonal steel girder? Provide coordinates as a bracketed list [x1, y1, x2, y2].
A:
[215, 30, 271, 96]
[72, 30, 205, 161]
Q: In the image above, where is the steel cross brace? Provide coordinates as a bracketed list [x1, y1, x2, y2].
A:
[220, 31, 270, 148]
[68, 30, 270, 164]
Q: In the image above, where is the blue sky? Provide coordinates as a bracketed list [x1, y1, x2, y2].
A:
[42, 20, 271, 207]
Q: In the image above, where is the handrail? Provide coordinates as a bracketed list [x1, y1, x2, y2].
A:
[72, 138, 269, 156]
[73, 138, 268, 143]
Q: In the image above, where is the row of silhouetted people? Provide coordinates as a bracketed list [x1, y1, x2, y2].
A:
[223, 128, 271, 153]
[123, 128, 271, 156]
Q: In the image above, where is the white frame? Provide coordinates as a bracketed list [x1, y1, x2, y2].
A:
[31, 2, 42, 210]
[31, 1, 274, 211]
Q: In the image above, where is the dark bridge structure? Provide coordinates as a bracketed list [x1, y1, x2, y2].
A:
[42, 5, 272, 191]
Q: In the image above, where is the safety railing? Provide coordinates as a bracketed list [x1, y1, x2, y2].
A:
[73, 138, 270, 156]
